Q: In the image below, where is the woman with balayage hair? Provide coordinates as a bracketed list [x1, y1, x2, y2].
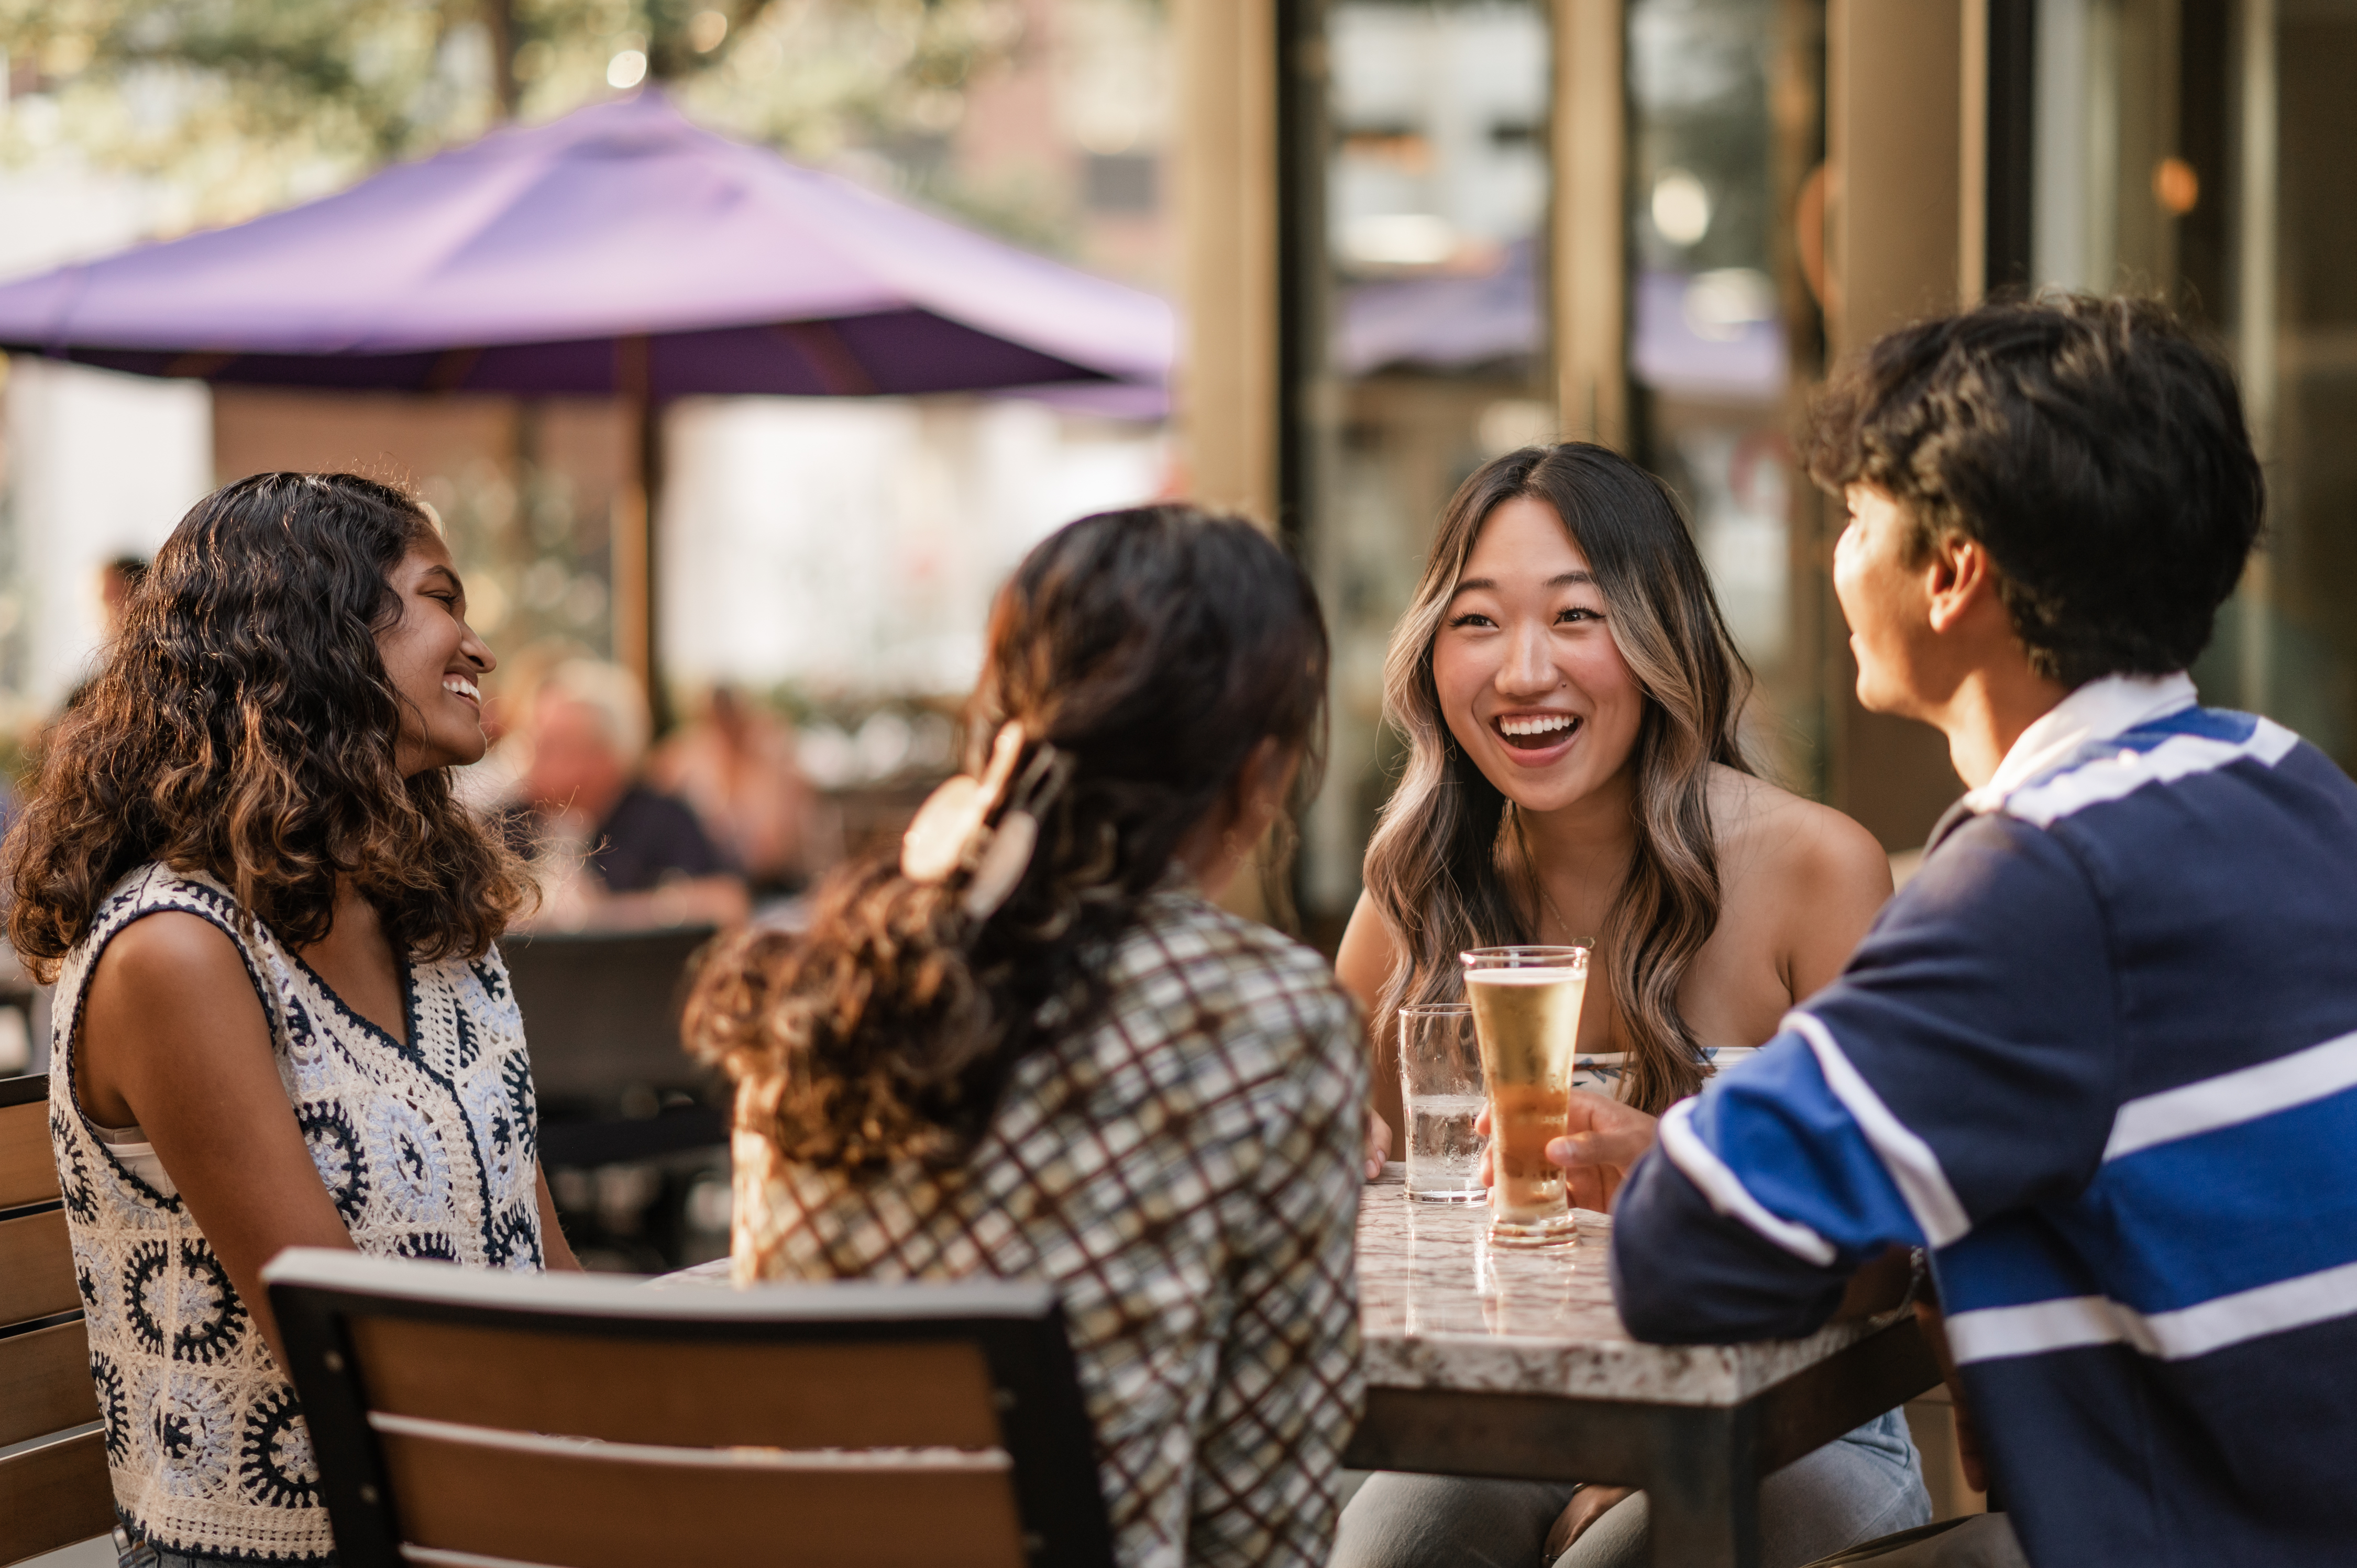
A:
[13, 472, 577, 1568]
[686, 505, 1364, 1568]
[1330, 444, 1929, 1568]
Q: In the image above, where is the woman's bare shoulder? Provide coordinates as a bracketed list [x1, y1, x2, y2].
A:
[92, 909, 249, 989]
[1708, 765, 1892, 903]
[84, 913, 269, 1046]
[81, 912, 274, 1124]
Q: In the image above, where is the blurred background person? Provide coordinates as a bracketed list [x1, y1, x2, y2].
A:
[97, 554, 147, 635]
[58, 555, 150, 716]
[649, 682, 814, 900]
[451, 636, 590, 816]
[503, 657, 750, 930]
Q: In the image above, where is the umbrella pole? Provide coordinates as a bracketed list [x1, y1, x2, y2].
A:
[638, 391, 670, 736]
[614, 336, 670, 735]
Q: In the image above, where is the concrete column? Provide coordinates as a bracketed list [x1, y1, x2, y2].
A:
[1823, 0, 1973, 849]
[1172, 0, 1290, 927]
[1173, 0, 1281, 526]
[1827, 0, 1966, 345]
[1552, 0, 1628, 451]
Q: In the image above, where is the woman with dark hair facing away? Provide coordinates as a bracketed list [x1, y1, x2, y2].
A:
[685, 505, 1363, 1568]
[12, 473, 579, 1568]
[1329, 444, 1928, 1568]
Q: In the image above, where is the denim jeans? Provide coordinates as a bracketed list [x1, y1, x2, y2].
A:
[1331, 1410, 1932, 1568]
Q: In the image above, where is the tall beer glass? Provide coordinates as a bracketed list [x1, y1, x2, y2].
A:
[1461, 945, 1590, 1247]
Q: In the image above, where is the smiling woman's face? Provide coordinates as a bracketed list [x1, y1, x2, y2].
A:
[1429, 494, 1645, 816]
[377, 531, 497, 777]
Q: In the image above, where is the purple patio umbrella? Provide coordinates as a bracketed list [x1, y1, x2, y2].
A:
[0, 91, 1172, 707]
[0, 90, 1172, 397]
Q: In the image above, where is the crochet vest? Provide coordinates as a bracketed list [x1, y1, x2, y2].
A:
[48, 866, 543, 1563]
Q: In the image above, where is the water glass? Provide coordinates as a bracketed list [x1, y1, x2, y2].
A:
[1398, 1003, 1485, 1202]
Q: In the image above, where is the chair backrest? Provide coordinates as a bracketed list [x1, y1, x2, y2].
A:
[263, 1248, 1117, 1568]
[499, 926, 716, 1114]
[0, 1073, 117, 1568]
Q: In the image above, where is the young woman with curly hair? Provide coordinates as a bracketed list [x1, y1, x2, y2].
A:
[685, 505, 1364, 1568]
[13, 472, 577, 1568]
[1329, 444, 1927, 1568]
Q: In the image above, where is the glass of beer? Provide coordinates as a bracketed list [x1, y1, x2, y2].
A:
[1399, 1003, 1485, 1202]
[1461, 945, 1591, 1247]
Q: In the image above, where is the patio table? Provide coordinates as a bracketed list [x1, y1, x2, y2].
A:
[1345, 1168, 1939, 1568]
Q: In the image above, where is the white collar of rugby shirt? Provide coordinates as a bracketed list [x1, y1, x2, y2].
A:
[1961, 670, 2199, 814]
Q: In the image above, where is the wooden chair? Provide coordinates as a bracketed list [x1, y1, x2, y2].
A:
[0, 1072, 117, 1567]
[502, 926, 727, 1171]
[263, 1248, 1117, 1568]
[500, 925, 717, 1117]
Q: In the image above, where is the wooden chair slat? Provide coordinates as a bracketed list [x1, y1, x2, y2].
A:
[0, 1099, 59, 1212]
[0, 1210, 80, 1328]
[0, 1320, 99, 1451]
[268, 1250, 1116, 1568]
[348, 1317, 1001, 1450]
[0, 1430, 117, 1568]
[378, 1427, 1028, 1568]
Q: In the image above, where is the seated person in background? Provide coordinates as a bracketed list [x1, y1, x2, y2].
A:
[99, 553, 148, 629]
[1581, 296, 2357, 1566]
[502, 657, 750, 929]
[649, 682, 814, 896]
[685, 505, 1364, 1568]
[1329, 441, 1924, 1568]
[59, 554, 151, 714]
[450, 634, 588, 815]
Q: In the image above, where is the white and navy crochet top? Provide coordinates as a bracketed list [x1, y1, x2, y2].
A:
[48, 865, 544, 1564]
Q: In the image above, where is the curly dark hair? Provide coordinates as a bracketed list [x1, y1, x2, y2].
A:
[685, 505, 1329, 1172]
[1805, 293, 2264, 688]
[6, 471, 532, 978]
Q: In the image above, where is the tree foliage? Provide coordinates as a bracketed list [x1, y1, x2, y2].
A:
[0, 0, 1027, 230]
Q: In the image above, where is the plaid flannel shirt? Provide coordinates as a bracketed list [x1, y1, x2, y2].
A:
[733, 888, 1367, 1568]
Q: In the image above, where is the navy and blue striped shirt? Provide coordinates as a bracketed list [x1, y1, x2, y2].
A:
[1611, 673, 2357, 1566]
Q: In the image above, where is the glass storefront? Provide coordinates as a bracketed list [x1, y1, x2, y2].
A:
[2039, 0, 2357, 773]
[1300, 0, 1555, 934]
[1625, 0, 1825, 790]
[2228, 0, 2357, 768]
[1296, 0, 1827, 929]
[1286, 0, 2357, 933]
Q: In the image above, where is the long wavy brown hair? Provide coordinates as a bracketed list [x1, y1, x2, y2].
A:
[1361, 444, 1754, 1113]
[685, 505, 1328, 1172]
[6, 472, 532, 978]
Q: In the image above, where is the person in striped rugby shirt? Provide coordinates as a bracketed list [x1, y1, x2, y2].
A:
[1557, 295, 2357, 1567]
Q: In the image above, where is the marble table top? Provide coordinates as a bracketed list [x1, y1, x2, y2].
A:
[1358, 1166, 1877, 1407]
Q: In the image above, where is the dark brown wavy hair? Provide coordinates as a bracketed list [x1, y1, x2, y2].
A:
[685, 505, 1328, 1172]
[1361, 444, 1754, 1114]
[6, 472, 532, 978]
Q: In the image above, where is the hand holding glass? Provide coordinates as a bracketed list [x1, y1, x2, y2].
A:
[1461, 945, 1591, 1247]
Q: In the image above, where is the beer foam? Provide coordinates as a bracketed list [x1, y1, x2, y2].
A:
[1463, 967, 1582, 986]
